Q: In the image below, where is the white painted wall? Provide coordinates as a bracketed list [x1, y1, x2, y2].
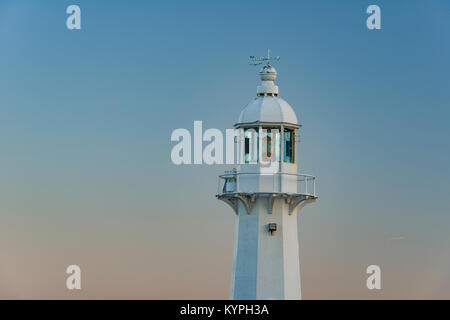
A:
[230, 196, 302, 300]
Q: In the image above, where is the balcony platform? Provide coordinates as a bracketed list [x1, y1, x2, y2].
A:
[216, 172, 317, 215]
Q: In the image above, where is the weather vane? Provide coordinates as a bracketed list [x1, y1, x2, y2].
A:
[249, 49, 280, 66]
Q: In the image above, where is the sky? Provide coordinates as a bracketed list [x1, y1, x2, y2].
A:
[0, 0, 449, 299]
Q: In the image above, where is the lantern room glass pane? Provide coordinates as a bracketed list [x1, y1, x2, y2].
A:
[284, 129, 295, 163]
[261, 128, 281, 162]
[244, 128, 258, 163]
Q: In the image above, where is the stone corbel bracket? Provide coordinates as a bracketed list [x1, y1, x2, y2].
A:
[217, 192, 317, 215]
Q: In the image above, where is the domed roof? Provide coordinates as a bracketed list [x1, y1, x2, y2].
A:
[236, 60, 299, 127]
[236, 96, 298, 126]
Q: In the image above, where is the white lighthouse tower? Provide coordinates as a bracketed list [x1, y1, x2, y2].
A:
[216, 52, 317, 300]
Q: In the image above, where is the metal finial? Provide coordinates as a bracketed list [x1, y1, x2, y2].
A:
[249, 49, 280, 66]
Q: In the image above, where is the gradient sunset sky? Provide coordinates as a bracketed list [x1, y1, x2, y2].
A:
[0, 0, 449, 299]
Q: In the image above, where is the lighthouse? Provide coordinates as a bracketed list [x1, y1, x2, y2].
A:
[216, 52, 317, 300]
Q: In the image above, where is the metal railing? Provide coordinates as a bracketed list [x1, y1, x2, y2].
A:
[217, 171, 316, 197]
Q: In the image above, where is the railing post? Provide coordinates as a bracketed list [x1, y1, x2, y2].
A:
[305, 176, 308, 195]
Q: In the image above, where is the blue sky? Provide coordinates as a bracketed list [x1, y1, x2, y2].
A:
[0, 0, 449, 298]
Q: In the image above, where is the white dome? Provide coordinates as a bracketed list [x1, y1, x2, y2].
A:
[259, 65, 277, 81]
[236, 96, 298, 126]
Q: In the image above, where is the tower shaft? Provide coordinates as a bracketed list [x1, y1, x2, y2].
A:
[231, 197, 301, 299]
